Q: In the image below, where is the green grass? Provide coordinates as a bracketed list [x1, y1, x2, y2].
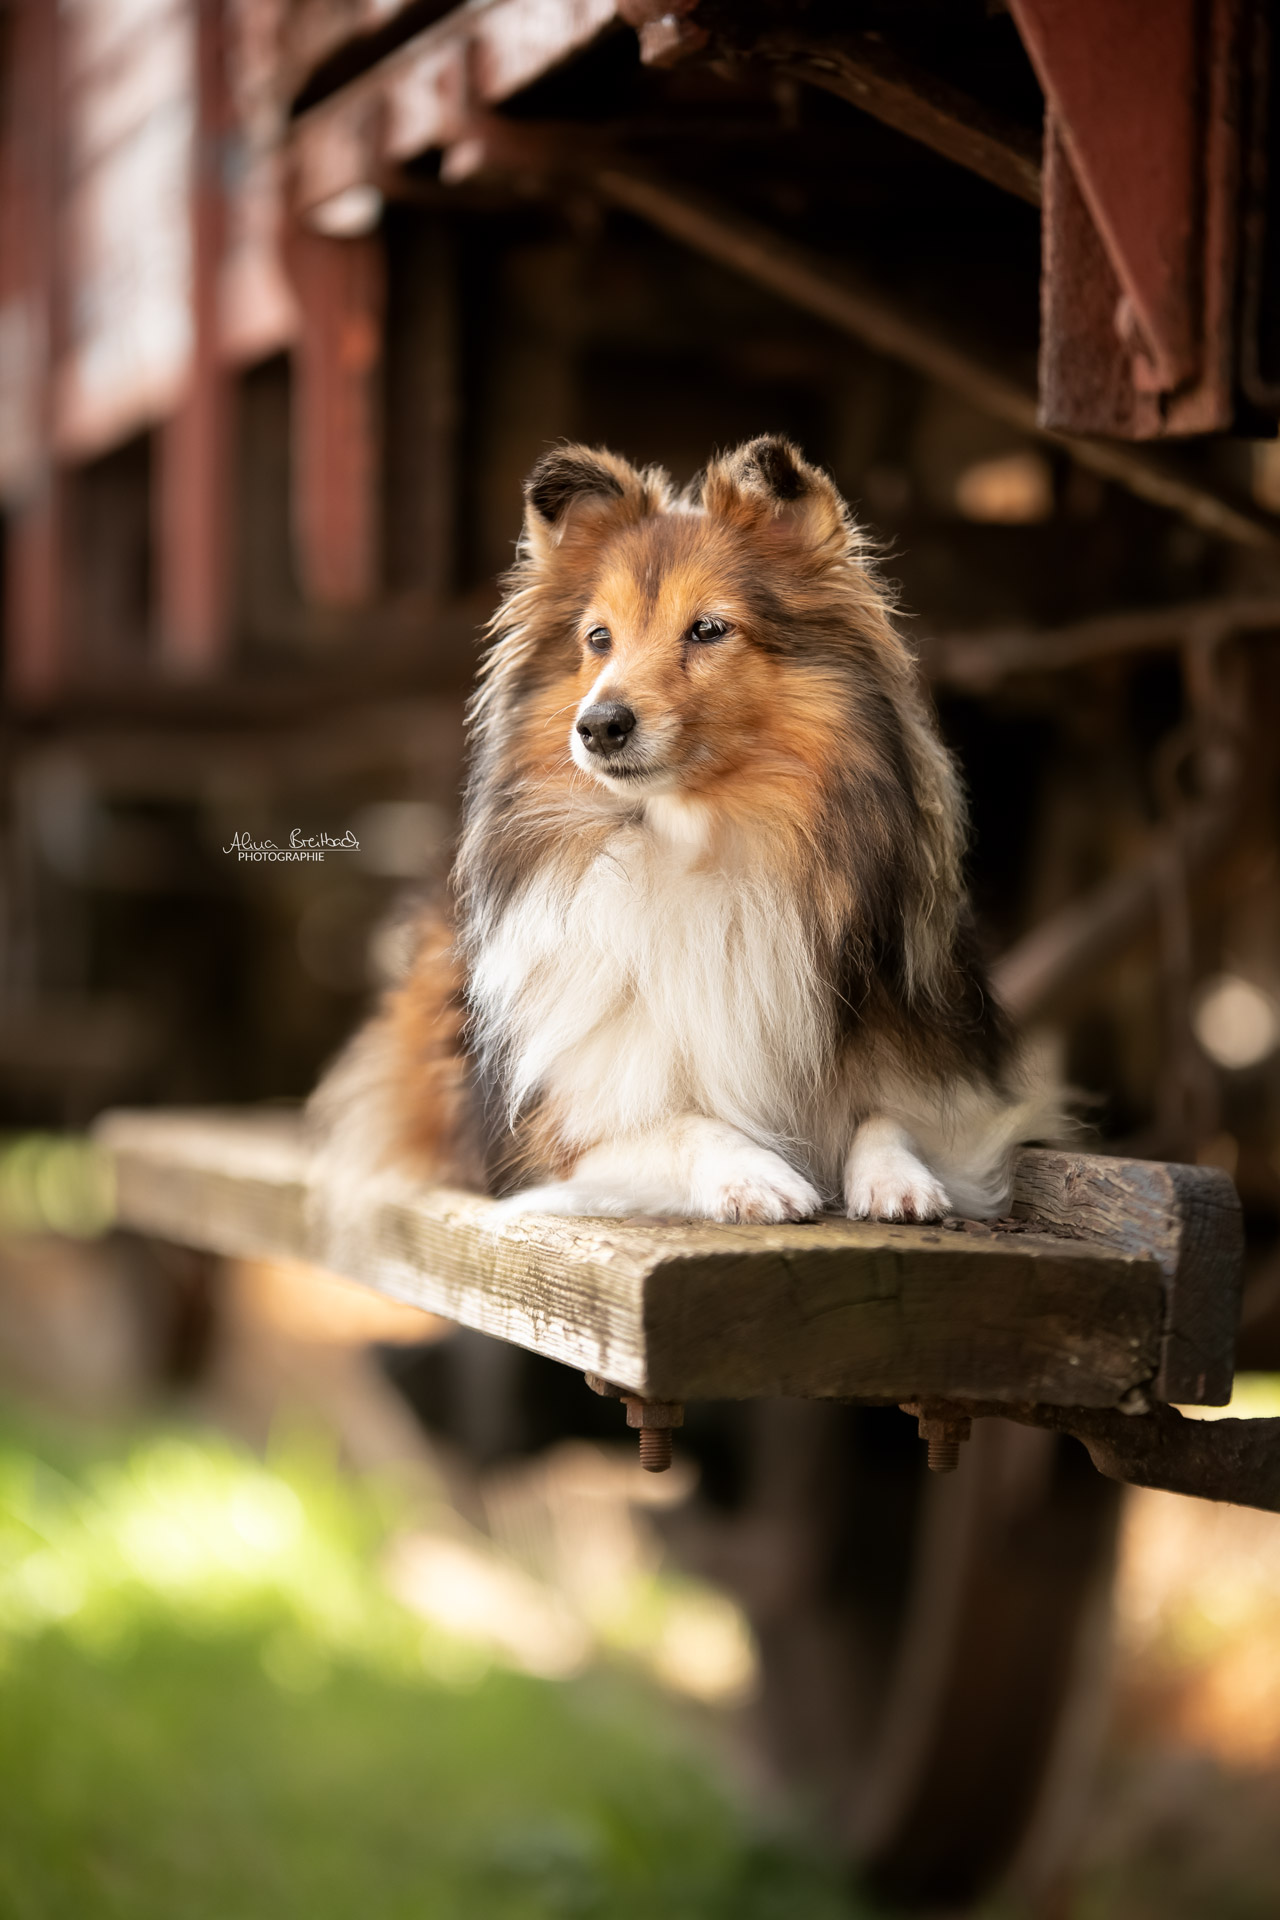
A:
[0, 1408, 865, 1920]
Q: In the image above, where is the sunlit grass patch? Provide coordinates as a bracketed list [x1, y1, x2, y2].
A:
[0, 1134, 114, 1239]
[0, 1409, 866, 1920]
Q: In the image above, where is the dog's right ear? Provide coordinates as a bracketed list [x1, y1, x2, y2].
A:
[521, 445, 668, 561]
[698, 436, 856, 569]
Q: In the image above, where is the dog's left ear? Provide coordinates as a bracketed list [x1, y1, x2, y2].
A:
[698, 435, 854, 564]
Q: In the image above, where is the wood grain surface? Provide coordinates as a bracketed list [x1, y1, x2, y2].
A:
[96, 1109, 1242, 1408]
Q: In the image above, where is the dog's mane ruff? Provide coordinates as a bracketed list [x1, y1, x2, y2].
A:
[695, 435, 967, 1018]
[456, 446, 675, 935]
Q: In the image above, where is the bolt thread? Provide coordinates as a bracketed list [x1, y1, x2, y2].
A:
[927, 1435, 961, 1473]
[638, 1427, 673, 1473]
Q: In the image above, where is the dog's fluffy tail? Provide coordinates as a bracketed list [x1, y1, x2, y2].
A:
[891, 1060, 1072, 1220]
[306, 910, 483, 1251]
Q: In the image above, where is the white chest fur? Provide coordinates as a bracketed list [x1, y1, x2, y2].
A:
[468, 798, 830, 1152]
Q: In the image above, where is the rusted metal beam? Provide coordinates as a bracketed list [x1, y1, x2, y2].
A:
[754, 32, 1042, 206]
[1012, 0, 1247, 437]
[286, 223, 386, 608]
[908, 1397, 1280, 1514]
[287, 0, 441, 100]
[156, 0, 233, 676]
[4, 0, 68, 706]
[291, 0, 620, 220]
[590, 163, 1280, 551]
[7, 483, 70, 710]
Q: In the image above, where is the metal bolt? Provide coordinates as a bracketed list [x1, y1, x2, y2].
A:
[637, 1426, 673, 1472]
[583, 1376, 683, 1471]
[901, 1402, 972, 1473]
[623, 1394, 683, 1473]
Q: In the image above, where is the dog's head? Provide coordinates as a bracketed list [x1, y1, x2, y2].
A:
[487, 436, 892, 797]
[469, 436, 965, 1001]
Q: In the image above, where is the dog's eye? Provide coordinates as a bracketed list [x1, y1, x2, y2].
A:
[688, 617, 727, 644]
[586, 626, 612, 653]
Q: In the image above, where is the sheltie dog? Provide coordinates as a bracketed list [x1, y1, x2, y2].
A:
[312, 435, 1057, 1225]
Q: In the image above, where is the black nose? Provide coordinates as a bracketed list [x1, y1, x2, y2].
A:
[576, 702, 637, 757]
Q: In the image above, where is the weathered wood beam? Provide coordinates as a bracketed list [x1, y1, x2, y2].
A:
[992, 809, 1230, 1025]
[95, 1109, 1239, 1416]
[591, 164, 1280, 553]
[919, 596, 1280, 692]
[755, 32, 1042, 207]
[1010, 1146, 1242, 1404]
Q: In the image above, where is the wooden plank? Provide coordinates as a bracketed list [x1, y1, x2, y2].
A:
[95, 1109, 1240, 1410]
[1011, 1150, 1243, 1404]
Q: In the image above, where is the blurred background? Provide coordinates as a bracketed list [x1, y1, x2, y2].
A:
[2, 0, 1280, 1913]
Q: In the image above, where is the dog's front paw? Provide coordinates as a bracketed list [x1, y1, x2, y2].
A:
[696, 1145, 821, 1225]
[845, 1123, 951, 1223]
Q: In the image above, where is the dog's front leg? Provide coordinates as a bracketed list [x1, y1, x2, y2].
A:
[844, 1116, 951, 1222]
[501, 1115, 821, 1224]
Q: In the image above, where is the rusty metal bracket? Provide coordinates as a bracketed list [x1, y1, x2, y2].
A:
[900, 1400, 973, 1473]
[1012, 0, 1250, 437]
[900, 1396, 1280, 1513]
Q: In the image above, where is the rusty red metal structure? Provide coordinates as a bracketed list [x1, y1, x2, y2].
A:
[2, 0, 1278, 706]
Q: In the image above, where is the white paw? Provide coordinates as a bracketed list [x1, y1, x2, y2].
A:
[694, 1145, 821, 1225]
[845, 1139, 951, 1223]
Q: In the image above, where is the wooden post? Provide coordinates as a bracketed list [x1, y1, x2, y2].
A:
[4, 0, 67, 706]
[156, 0, 234, 677]
[383, 212, 458, 603]
[287, 222, 385, 608]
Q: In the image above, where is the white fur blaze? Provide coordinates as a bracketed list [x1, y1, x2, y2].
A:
[844, 1117, 951, 1223]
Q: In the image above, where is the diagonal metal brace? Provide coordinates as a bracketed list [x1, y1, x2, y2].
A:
[910, 1397, 1280, 1513]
